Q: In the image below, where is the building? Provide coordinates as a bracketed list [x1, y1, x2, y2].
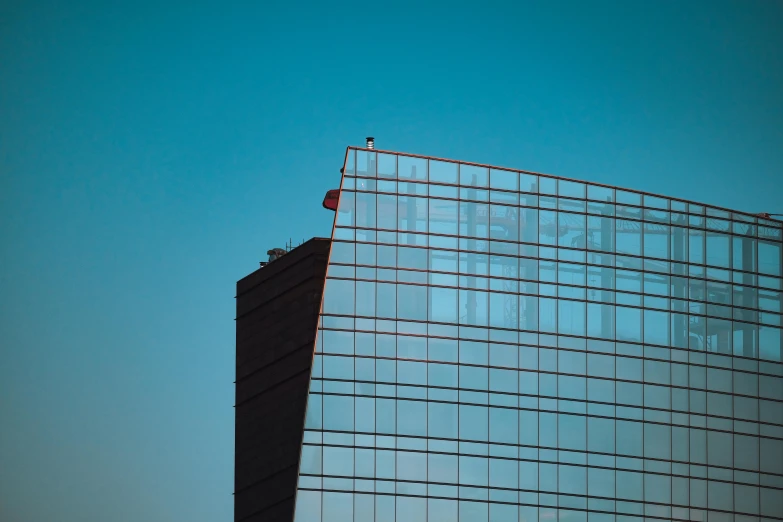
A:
[235, 238, 331, 522]
[236, 145, 783, 522]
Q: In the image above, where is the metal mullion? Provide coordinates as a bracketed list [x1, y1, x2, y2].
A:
[310, 425, 777, 484]
[349, 146, 783, 225]
[329, 273, 770, 327]
[321, 314, 774, 371]
[336, 228, 780, 289]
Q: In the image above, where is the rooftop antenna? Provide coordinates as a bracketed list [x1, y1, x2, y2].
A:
[366, 137, 375, 149]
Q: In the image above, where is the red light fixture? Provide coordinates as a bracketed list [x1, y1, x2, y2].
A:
[322, 189, 340, 211]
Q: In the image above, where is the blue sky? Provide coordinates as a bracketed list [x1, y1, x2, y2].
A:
[1, 1, 781, 521]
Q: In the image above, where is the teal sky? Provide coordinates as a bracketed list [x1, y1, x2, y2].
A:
[1, 1, 781, 521]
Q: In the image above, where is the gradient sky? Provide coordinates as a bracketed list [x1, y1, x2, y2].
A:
[1, 1, 782, 521]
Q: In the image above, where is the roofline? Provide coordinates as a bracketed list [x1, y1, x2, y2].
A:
[346, 146, 782, 226]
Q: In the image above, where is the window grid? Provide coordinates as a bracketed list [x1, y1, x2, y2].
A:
[293, 150, 783, 522]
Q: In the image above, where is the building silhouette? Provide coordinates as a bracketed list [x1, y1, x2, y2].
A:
[236, 146, 783, 522]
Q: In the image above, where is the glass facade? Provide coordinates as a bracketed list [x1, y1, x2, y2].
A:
[294, 148, 783, 522]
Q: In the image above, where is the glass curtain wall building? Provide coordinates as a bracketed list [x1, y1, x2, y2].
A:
[294, 147, 783, 522]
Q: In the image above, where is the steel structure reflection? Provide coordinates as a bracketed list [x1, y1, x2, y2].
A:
[293, 147, 783, 522]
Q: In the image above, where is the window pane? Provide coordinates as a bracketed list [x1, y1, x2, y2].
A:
[376, 398, 395, 434]
[430, 287, 457, 323]
[558, 299, 586, 336]
[376, 495, 394, 522]
[645, 473, 671, 504]
[490, 457, 518, 489]
[558, 413, 586, 451]
[588, 467, 615, 498]
[644, 423, 671, 459]
[300, 445, 322, 475]
[759, 240, 782, 275]
[304, 393, 322, 429]
[430, 160, 458, 184]
[430, 198, 459, 236]
[489, 502, 518, 522]
[735, 484, 759, 515]
[294, 490, 321, 522]
[761, 485, 783, 517]
[459, 501, 488, 522]
[559, 464, 587, 495]
[519, 409, 538, 446]
[429, 453, 458, 484]
[489, 407, 518, 444]
[356, 281, 376, 316]
[396, 497, 425, 522]
[323, 492, 352, 522]
[398, 247, 428, 272]
[460, 164, 488, 187]
[323, 355, 354, 380]
[460, 365, 488, 391]
[587, 417, 615, 453]
[355, 397, 374, 433]
[376, 283, 396, 319]
[616, 221, 642, 255]
[459, 455, 489, 486]
[377, 194, 397, 229]
[323, 446, 353, 476]
[616, 306, 641, 342]
[519, 460, 538, 490]
[706, 231, 731, 268]
[397, 284, 427, 321]
[323, 279, 354, 315]
[644, 309, 670, 345]
[708, 480, 733, 512]
[399, 155, 426, 181]
[397, 399, 426, 436]
[490, 168, 518, 191]
[460, 404, 489, 441]
[759, 325, 781, 362]
[356, 191, 376, 228]
[336, 190, 355, 226]
[616, 420, 642, 456]
[428, 401, 458, 438]
[323, 395, 353, 431]
[616, 470, 643, 501]
[397, 450, 427, 482]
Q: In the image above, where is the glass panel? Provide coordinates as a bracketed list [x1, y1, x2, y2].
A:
[294, 490, 321, 522]
[398, 155, 427, 181]
[429, 160, 458, 184]
[429, 198, 459, 236]
[519, 172, 538, 193]
[377, 153, 396, 178]
[616, 220, 642, 256]
[299, 149, 783, 518]
[377, 194, 397, 229]
[398, 196, 428, 234]
[396, 497, 425, 522]
[759, 325, 781, 361]
[706, 231, 731, 268]
[539, 176, 556, 195]
[489, 168, 517, 192]
[559, 212, 586, 248]
[397, 284, 427, 321]
[759, 240, 781, 276]
[460, 164, 488, 187]
[323, 395, 353, 431]
[323, 279, 354, 315]
[428, 499, 457, 522]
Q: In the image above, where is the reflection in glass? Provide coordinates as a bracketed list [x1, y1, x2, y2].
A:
[297, 149, 783, 522]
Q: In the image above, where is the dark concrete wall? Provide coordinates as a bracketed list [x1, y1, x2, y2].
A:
[235, 238, 330, 522]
